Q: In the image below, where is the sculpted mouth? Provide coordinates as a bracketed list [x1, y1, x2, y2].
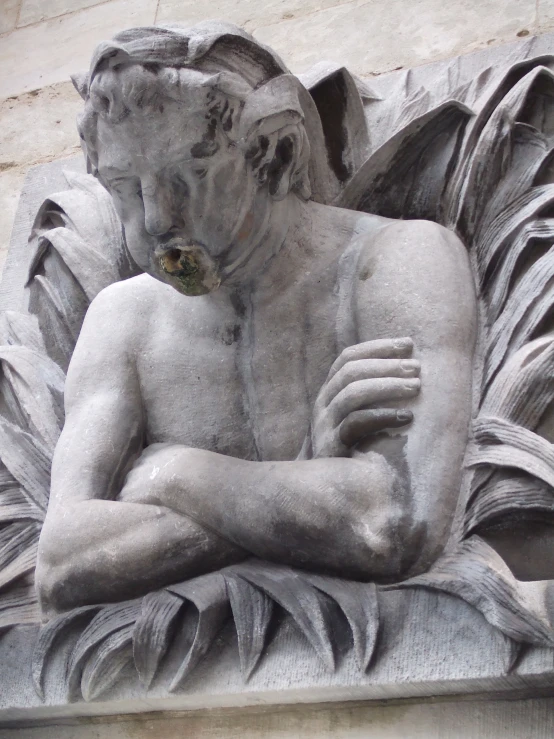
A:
[154, 240, 221, 296]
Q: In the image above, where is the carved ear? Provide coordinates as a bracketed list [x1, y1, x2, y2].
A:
[267, 129, 302, 200]
[246, 121, 309, 200]
[240, 75, 311, 200]
[70, 72, 89, 101]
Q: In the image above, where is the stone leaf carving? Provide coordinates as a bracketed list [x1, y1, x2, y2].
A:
[0, 25, 554, 700]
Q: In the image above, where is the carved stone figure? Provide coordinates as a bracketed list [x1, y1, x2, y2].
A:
[35, 23, 476, 615]
[1, 22, 554, 705]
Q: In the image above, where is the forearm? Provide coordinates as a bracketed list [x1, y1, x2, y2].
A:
[36, 499, 245, 615]
[133, 446, 402, 580]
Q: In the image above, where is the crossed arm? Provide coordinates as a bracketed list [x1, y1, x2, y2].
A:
[36, 220, 476, 616]
[36, 331, 417, 614]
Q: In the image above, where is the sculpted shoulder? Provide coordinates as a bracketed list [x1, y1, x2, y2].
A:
[351, 216, 476, 351]
[356, 215, 466, 260]
[65, 273, 188, 406]
[81, 273, 179, 352]
[353, 216, 471, 289]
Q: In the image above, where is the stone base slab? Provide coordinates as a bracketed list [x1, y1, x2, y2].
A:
[1, 589, 554, 726]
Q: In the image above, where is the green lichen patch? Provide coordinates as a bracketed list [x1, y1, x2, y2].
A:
[159, 248, 212, 296]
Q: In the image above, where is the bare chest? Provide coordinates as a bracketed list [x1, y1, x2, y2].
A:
[137, 286, 339, 461]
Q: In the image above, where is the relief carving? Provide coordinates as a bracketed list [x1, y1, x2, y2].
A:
[0, 22, 554, 701]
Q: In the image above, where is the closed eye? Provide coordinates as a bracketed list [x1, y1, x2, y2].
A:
[174, 172, 191, 195]
[108, 176, 142, 200]
[193, 167, 207, 179]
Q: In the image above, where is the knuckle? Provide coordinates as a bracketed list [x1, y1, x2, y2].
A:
[338, 420, 353, 445]
[329, 389, 350, 420]
[371, 377, 386, 392]
[329, 365, 345, 391]
[342, 346, 357, 363]
[329, 354, 346, 377]
[340, 362, 358, 386]
[340, 380, 359, 403]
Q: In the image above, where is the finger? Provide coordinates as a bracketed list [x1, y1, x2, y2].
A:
[330, 377, 420, 422]
[324, 358, 420, 405]
[339, 409, 413, 447]
[328, 338, 414, 379]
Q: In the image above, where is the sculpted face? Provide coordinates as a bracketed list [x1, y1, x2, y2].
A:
[97, 91, 261, 295]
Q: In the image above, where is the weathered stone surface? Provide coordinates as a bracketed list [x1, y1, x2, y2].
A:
[0, 0, 157, 99]
[0, 156, 84, 313]
[0, 0, 549, 281]
[538, 0, 554, 29]
[254, 0, 536, 75]
[0, 166, 26, 272]
[3, 697, 554, 738]
[0, 81, 82, 277]
[0, 83, 81, 168]
[0, 79, 82, 270]
[31, 24, 476, 623]
[18, 0, 110, 28]
[156, 0, 356, 33]
[0, 0, 20, 35]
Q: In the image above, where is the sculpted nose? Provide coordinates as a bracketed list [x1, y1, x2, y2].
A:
[142, 180, 175, 236]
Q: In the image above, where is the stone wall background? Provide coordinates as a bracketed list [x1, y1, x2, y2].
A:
[1, 0, 554, 278]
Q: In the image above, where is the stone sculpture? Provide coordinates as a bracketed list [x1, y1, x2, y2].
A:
[1, 21, 554, 703]
[36, 22, 476, 615]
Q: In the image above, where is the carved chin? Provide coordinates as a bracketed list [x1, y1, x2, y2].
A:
[154, 242, 221, 296]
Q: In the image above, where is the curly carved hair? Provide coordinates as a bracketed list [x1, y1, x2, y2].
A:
[74, 22, 317, 200]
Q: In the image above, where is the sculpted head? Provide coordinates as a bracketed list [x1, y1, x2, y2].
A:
[76, 23, 314, 294]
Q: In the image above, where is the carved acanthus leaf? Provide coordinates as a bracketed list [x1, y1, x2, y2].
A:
[389, 537, 554, 647]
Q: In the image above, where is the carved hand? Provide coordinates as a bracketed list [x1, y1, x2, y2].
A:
[310, 337, 420, 458]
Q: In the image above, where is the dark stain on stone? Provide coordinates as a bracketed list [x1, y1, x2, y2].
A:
[143, 62, 161, 74]
[309, 73, 350, 183]
[247, 135, 270, 170]
[191, 117, 220, 158]
[221, 324, 242, 345]
[359, 256, 376, 281]
[230, 291, 247, 319]
[268, 136, 294, 196]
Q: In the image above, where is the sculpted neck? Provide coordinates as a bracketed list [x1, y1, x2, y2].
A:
[219, 193, 308, 290]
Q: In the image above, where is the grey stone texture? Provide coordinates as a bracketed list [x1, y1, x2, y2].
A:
[0, 167, 26, 276]
[540, 0, 554, 28]
[0, 0, 158, 99]
[17, 0, 113, 27]
[155, 0, 359, 31]
[0, 82, 82, 271]
[254, 0, 536, 76]
[1, 588, 554, 723]
[3, 697, 554, 738]
[0, 0, 20, 35]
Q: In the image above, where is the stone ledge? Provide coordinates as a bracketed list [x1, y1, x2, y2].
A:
[1, 588, 554, 726]
[3, 697, 554, 739]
